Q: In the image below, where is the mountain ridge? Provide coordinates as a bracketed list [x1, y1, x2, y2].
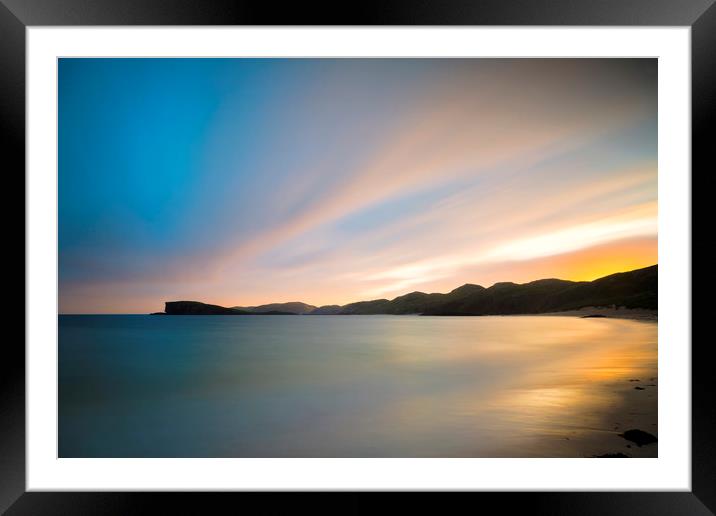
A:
[157, 264, 657, 316]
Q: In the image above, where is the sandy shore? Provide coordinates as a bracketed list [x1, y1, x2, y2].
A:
[587, 375, 658, 458]
[534, 307, 657, 322]
[539, 309, 657, 457]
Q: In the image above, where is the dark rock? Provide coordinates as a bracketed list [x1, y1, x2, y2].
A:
[619, 429, 657, 447]
[581, 314, 607, 318]
[634, 386, 645, 390]
[594, 453, 629, 458]
[149, 312, 166, 315]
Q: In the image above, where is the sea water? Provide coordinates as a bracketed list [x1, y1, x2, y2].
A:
[59, 314, 657, 457]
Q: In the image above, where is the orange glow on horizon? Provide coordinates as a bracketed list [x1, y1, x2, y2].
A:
[201, 238, 657, 308]
[510, 237, 658, 284]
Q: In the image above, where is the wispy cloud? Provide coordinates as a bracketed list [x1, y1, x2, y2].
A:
[59, 59, 657, 313]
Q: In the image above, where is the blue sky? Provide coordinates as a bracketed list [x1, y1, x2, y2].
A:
[59, 58, 657, 313]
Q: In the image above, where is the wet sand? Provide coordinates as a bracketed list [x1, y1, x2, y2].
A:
[479, 367, 658, 458]
[495, 312, 658, 457]
[535, 307, 657, 322]
[587, 375, 658, 458]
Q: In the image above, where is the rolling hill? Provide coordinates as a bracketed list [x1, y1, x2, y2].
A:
[158, 265, 657, 316]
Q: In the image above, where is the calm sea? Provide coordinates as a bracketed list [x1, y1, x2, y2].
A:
[59, 314, 657, 458]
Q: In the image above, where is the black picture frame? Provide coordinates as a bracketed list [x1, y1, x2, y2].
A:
[4, 1, 709, 514]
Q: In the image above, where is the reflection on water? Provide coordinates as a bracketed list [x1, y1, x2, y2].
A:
[59, 315, 657, 457]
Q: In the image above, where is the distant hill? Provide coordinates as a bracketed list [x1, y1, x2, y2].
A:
[164, 301, 249, 315]
[158, 265, 657, 316]
[425, 266, 656, 315]
[232, 302, 317, 315]
[164, 301, 295, 316]
[337, 283, 488, 315]
[344, 265, 657, 316]
[309, 305, 343, 315]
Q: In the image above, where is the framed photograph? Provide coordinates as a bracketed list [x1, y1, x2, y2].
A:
[6, 0, 709, 513]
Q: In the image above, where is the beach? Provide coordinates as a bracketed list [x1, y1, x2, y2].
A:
[536, 307, 658, 322]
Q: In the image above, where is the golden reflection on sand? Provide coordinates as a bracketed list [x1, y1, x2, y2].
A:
[382, 316, 657, 457]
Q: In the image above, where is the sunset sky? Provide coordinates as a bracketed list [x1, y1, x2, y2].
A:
[59, 58, 657, 314]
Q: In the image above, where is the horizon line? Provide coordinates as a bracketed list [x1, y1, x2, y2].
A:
[58, 263, 657, 315]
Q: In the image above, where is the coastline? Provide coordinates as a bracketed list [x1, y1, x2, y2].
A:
[532, 307, 657, 322]
[155, 265, 657, 317]
[147, 309, 659, 321]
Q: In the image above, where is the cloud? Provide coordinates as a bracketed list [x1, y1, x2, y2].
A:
[59, 59, 657, 313]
